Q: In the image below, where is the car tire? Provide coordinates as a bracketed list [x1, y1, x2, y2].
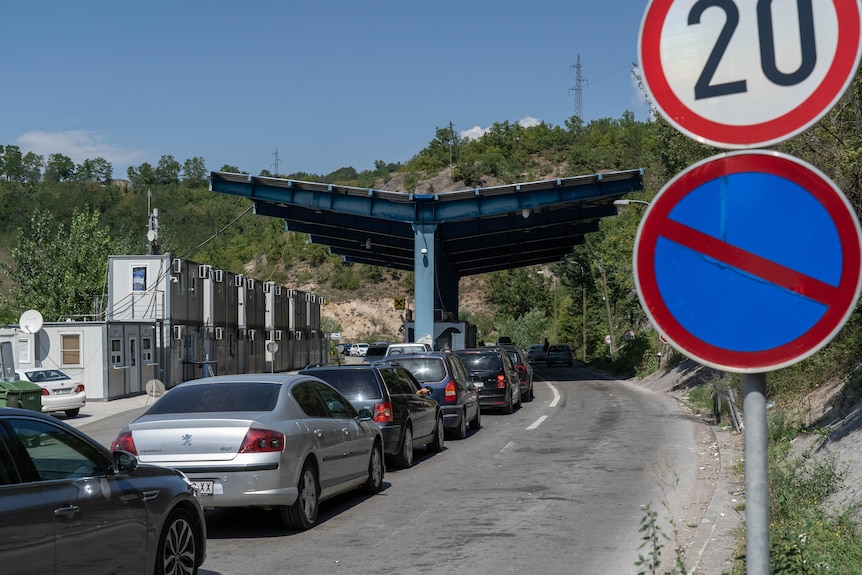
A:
[360, 442, 384, 494]
[429, 415, 445, 452]
[469, 405, 481, 430]
[156, 508, 200, 575]
[393, 425, 414, 468]
[282, 461, 319, 530]
[452, 409, 467, 440]
[504, 394, 514, 414]
[64, 408, 80, 418]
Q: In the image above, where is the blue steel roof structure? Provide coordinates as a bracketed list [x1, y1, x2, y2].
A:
[209, 169, 644, 277]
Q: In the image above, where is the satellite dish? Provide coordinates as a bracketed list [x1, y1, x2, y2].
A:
[147, 229, 156, 242]
[19, 310, 44, 334]
[266, 341, 279, 353]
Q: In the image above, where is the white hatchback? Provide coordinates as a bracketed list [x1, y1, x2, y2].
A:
[15, 368, 86, 418]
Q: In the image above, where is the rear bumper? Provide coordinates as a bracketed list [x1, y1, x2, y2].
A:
[439, 404, 463, 429]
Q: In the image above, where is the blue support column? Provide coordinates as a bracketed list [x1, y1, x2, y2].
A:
[414, 224, 437, 346]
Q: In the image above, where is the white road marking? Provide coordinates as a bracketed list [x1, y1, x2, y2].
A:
[547, 381, 561, 407]
[525, 381, 561, 431]
[526, 415, 548, 430]
[496, 441, 516, 457]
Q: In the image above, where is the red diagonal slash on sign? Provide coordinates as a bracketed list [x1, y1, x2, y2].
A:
[660, 219, 839, 305]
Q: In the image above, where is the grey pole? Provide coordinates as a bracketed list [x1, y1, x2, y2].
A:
[743, 372, 770, 575]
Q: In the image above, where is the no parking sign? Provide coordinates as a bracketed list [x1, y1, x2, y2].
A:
[634, 151, 862, 372]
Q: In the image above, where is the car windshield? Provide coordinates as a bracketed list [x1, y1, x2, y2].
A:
[146, 382, 281, 414]
[308, 370, 383, 400]
[21, 370, 70, 383]
[548, 345, 569, 352]
[457, 353, 502, 371]
[396, 358, 445, 383]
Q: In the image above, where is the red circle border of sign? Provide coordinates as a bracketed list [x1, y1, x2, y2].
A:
[634, 151, 862, 373]
[640, 0, 862, 149]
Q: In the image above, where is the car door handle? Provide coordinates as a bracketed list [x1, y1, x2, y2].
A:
[313, 429, 323, 438]
[142, 489, 160, 501]
[341, 428, 350, 436]
[54, 504, 80, 519]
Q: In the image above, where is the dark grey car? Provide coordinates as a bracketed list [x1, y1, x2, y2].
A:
[0, 407, 206, 575]
[301, 363, 443, 469]
[454, 348, 522, 414]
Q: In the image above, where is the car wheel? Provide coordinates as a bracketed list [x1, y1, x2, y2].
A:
[393, 425, 414, 468]
[429, 415, 445, 452]
[469, 405, 482, 430]
[64, 408, 80, 418]
[282, 461, 319, 530]
[156, 509, 200, 575]
[504, 394, 514, 414]
[453, 409, 467, 440]
[360, 442, 384, 494]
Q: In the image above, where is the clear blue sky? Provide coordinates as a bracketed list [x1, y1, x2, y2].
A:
[2, 1, 650, 180]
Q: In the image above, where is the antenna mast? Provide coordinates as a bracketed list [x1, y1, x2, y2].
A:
[272, 147, 282, 176]
[569, 54, 588, 120]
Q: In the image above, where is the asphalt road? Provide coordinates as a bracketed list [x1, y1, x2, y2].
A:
[77, 363, 705, 575]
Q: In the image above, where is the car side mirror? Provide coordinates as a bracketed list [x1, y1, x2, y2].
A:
[357, 407, 373, 421]
[111, 450, 139, 475]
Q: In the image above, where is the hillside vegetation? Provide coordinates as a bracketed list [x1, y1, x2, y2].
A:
[4, 71, 862, 572]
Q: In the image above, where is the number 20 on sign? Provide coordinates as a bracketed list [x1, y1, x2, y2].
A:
[639, 0, 862, 149]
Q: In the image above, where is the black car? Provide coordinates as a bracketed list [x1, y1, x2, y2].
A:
[0, 407, 207, 575]
[454, 348, 522, 414]
[501, 345, 535, 402]
[386, 351, 481, 440]
[300, 363, 444, 468]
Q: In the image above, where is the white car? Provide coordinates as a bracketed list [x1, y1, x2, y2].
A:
[15, 368, 86, 418]
[350, 343, 369, 357]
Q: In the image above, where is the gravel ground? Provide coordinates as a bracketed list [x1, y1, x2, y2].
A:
[632, 362, 745, 575]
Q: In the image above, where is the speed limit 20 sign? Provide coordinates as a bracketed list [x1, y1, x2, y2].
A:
[639, 0, 862, 148]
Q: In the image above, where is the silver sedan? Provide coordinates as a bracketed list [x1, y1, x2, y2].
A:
[111, 374, 384, 530]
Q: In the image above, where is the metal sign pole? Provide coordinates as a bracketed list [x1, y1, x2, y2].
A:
[743, 372, 770, 575]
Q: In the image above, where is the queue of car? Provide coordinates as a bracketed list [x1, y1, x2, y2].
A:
[0, 341, 571, 573]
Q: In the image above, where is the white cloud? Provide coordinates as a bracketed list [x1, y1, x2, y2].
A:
[15, 130, 149, 169]
[460, 125, 487, 141]
[460, 116, 543, 141]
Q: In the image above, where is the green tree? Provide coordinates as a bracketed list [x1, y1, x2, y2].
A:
[127, 162, 156, 189]
[2, 208, 113, 319]
[155, 155, 181, 186]
[182, 156, 207, 186]
[4, 145, 24, 182]
[44, 153, 76, 182]
[21, 152, 43, 184]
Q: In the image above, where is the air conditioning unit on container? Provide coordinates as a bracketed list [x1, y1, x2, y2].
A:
[172, 258, 183, 274]
[264, 282, 272, 293]
[274, 285, 282, 296]
[172, 325, 185, 339]
[247, 329, 256, 341]
[247, 279, 256, 290]
[213, 269, 224, 283]
[215, 327, 224, 340]
[198, 265, 210, 279]
[275, 330, 283, 341]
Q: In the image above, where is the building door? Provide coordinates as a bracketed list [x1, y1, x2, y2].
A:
[127, 335, 140, 393]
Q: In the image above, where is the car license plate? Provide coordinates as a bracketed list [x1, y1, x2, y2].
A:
[191, 481, 214, 495]
[55, 388, 71, 395]
[473, 381, 484, 389]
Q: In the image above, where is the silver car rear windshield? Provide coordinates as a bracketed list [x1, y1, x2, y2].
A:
[147, 382, 281, 414]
